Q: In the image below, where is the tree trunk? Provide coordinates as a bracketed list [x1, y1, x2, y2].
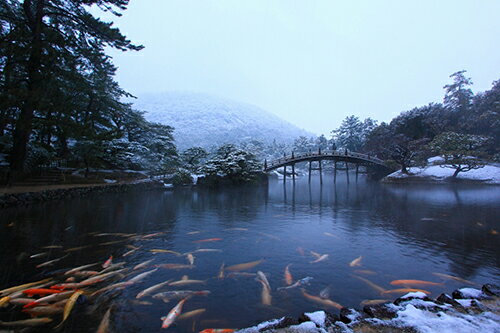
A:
[452, 168, 461, 178]
[9, 0, 45, 179]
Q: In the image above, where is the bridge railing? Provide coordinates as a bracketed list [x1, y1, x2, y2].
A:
[266, 150, 385, 169]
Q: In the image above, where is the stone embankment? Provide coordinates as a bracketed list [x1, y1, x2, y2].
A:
[0, 180, 167, 209]
[238, 284, 500, 332]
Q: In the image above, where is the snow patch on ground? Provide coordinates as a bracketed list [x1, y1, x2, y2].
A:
[389, 303, 500, 333]
[305, 311, 326, 326]
[401, 291, 428, 299]
[458, 288, 484, 299]
[386, 163, 500, 184]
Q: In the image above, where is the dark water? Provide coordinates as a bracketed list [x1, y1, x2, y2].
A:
[0, 177, 499, 332]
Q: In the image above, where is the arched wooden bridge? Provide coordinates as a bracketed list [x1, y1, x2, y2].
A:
[264, 149, 393, 183]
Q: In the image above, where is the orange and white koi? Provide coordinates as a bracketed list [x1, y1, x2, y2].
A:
[136, 280, 173, 299]
[102, 256, 113, 269]
[186, 253, 195, 265]
[23, 289, 62, 297]
[284, 264, 293, 285]
[258, 280, 272, 306]
[134, 259, 154, 270]
[161, 297, 188, 329]
[310, 254, 329, 264]
[65, 262, 99, 276]
[0, 278, 50, 297]
[218, 262, 225, 279]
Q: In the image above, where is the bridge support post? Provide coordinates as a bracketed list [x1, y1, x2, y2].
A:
[283, 165, 286, 183]
[292, 163, 295, 182]
[308, 161, 312, 183]
[319, 160, 323, 184]
[356, 164, 359, 182]
[345, 161, 350, 184]
[333, 161, 337, 184]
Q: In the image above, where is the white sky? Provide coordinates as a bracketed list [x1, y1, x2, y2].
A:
[103, 0, 500, 135]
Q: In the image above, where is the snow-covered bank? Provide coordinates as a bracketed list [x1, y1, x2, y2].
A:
[237, 285, 500, 333]
[383, 163, 500, 185]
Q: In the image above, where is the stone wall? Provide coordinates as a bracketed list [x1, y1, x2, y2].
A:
[0, 180, 167, 209]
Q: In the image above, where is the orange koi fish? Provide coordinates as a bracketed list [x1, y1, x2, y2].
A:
[301, 289, 342, 309]
[390, 280, 443, 287]
[284, 264, 293, 285]
[23, 289, 62, 297]
[192, 238, 222, 243]
[225, 259, 264, 272]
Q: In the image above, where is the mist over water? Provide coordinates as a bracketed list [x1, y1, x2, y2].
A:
[0, 177, 499, 332]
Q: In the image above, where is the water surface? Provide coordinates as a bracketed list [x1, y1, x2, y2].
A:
[0, 177, 499, 332]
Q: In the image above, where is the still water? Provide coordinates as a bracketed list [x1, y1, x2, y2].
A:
[0, 176, 499, 332]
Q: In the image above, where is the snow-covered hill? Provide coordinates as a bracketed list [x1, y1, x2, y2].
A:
[132, 92, 311, 150]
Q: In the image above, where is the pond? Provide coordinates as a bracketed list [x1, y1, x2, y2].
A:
[0, 176, 499, 332]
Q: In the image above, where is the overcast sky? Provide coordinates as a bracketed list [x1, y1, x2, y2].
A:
[103, 0, 500, 135]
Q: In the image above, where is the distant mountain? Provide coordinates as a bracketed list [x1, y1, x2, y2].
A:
[132, 92, 311, 150]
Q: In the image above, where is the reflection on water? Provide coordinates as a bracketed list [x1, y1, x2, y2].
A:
[0, 176, 499, 332]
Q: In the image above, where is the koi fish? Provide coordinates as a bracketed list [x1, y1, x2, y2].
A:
[99, 262, 126, 274]
[169, 279, 205, 287]
[150, 249, 182, 256]
[0, 278, 52, 297]
[297, 247, 305, 256]
[52, 269, 126, 290]
[218, 262, 225, 279]
[187, 253, 195, 265]
[92, 281, 134, 296]
[360, 299, 390, 306]
[64, 245, 92, 252]
[65, 262, 99, 275]
[23, 289, 62, 297]
[192, 238, 222, 243]
[0, 296, 10, 308]
[178, 308, 206, 320]
[284, 264, 293, 285]
[123, 247, 140, 257]
[30, 252, 49, 259]
[136, 280, 173, 299]
[42, 245, 63, 249]
[324, 232, 336, 238]
[310, 254, 329, 264]
[256, 271, 271, 291]
[0, 317, 53, 327]
[193, 249, 223, 253]
[301, 289, 343, 309]
[141, 232, 165, 239]
[277, 277, 313, 291]
[102, 256, 113, 268]
[156, 264, 194, 270]
[153, 290, 210, 303]
[349, 255, 363, 267]
[225, 228, 248, 231]
[431, 273, 478, 286]
[352, 275, 387, 294]
[382, 288, 431, 295]
[127, 268, 158, 283]
[390, 280, 443, 287]
[226, 272, 257, 278]
[56, 290, 84, 328]
[134, 259, 154, 271]
[187, 231, 201, 235]
[199, 330, 235, 333]
[96, 308, 111, 333]
[354, 270, 376, 275]
[225, 259, 264, 272]
[161, 298, 188, 329]
[319, 286, 331, 299]
[36, 255, 69, 268]
[258, 280, 272, 306]
[8, 298, 36, 306]
[23, 305, 64, 317]
[23, 290, 73, 309]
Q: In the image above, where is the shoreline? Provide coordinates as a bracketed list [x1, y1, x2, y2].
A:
[0, 179, 168, 209]
[238, 284, 500, 332]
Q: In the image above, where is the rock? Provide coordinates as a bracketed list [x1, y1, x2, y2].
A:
[452, 288, 484, 300]
[362, 304, 398, 319]
[339, 308, 361, 324]
[482, 284, 499, 297]
[436, 293, 462, 307]
[394, 293, 433, 306]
